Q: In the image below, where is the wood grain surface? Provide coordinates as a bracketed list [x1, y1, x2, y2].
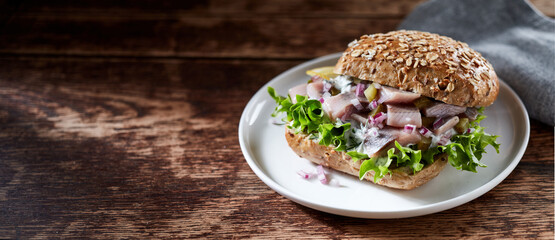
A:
[0, 0, 553, 239]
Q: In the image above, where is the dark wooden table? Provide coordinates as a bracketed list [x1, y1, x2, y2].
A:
[0, 0, 553, 238]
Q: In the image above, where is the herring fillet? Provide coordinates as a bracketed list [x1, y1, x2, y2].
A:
[433, 116, 460, 135]
[288, 83, 307, 104]
[386, 104, 422, 127]
[362, 127, 421, 156]
[323, 92, 357, 120]
[378, 86, 421, 104]
[307, 81, 324, 100]
[423, 102, 466, 118]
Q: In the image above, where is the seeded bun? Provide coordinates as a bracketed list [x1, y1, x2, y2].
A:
[333, 30, 499, 107]
[285, 129, 448, 190]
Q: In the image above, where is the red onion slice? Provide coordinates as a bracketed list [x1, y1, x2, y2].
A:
[316, 165, 328, 184]
[355, 83, 367, 97]
[297, 169, 315, 179]
[419, 127, 432, 138]
[374, 112, 387, 124]
[403, 124, 416, 134]
[368, 116, 375, 125]
[373, 83, 382, 89]
[318, 98, 325, 103]
[433, 117, 444, 130]
[350, 98, 364, 111]
[368, 112, 387, 129]
[369, 100, 378, 110]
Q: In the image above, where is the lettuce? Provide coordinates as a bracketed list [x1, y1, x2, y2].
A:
[268, 87, 324, 133]
[439, 115, 500, 172]
[359, 155, 393, 182]
[352, 115, 500, 181]
[268, 86, 292, 118]
[391, 141, 424, 173]
[268, 86, 500, 183]
[317, 122, 351, 151]
[347, 151, 369, 162]
[355, 142, 424, 182]
[421, 146, 440, 165]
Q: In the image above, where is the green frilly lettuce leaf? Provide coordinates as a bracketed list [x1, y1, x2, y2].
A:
[268, 86, 500, 183]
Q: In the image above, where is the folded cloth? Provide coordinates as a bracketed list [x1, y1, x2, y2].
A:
[399, 0, 555, 126]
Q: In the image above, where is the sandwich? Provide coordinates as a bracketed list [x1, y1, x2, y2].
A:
[268, 30, 500, 190]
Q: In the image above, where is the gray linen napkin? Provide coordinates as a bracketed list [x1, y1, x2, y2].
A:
[399, 0, 555, 126]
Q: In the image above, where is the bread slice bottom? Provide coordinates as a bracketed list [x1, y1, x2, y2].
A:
[285, 128, 448, 190]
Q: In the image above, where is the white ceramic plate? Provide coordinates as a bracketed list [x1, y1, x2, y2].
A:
[238, 53, 530, 219]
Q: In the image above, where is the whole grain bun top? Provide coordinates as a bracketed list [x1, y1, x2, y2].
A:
[333, 30, 499, 107]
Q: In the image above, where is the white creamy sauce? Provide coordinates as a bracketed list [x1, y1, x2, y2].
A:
[430, 128, 457, 148]
[331, 75, 353, 94]
[349, 123, 367, 152]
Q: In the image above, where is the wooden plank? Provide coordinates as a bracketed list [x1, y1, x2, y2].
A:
[0, 57, 552, 238]
[1, 0, 551, 59]
[6, 0, 553, 17]
[0, 16, 400, 58]
[2, 0, 426, 17]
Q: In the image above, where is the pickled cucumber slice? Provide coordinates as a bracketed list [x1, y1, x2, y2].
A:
[369, 104, 385, 117]
[364, 84, 377, 102]
[413, 97, 433, 110]
[455, 118, 470, 134]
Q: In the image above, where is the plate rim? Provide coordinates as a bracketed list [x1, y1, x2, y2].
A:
[238, 53, 530, 219]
